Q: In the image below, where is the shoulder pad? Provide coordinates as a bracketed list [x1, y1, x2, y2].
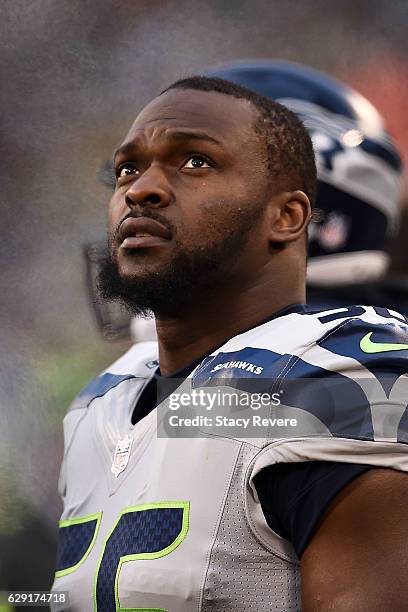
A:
[317, 311, 408, 375]
[192, 306, 408, 444]
[284, 308, 408, 443]
[68, 341, 158, 412]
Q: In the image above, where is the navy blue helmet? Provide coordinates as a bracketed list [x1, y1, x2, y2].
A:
[206, 61, 403, 286]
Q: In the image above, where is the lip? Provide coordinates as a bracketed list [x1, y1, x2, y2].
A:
[119, 217, 172, 246]
[121, 235, 170, 249]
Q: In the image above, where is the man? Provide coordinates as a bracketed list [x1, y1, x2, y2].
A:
[86, 61, 405, 342]
[53, 77, 408, 611]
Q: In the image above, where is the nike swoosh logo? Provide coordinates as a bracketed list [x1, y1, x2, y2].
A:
[360, 332, 408, 354]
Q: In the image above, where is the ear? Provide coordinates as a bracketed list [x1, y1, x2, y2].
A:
[267, 190, 311, 246]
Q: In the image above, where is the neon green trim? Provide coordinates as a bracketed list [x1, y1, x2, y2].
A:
[116, 502, 189, 611]
[360, 332, 408, 354]
[55, 512, 102, 578]
[59, 512, 101, 529]
[93, 501, 189, 612]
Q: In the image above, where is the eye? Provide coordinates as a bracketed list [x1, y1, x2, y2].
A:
[116, 163, 139, 179]
[182, 155, 211, 169]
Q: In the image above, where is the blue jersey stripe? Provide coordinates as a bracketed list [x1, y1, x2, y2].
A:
[77, 373, 136, 404]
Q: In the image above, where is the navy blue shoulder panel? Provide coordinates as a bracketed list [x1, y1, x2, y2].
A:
[319, 318, 408, 393]
[280, 353, 374, 441]
[76, 373, 136, 407]
[192, 346, 374, 441]
[193, 347, 289, 388]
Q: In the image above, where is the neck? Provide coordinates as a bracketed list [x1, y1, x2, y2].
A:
[155, 261, 305, 375]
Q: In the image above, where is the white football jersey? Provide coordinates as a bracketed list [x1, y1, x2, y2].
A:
[52, 305, 408, 611]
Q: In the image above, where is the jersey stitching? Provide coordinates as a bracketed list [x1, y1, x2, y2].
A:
[276, 319, 352, 388]
[278, 355, 300, 381]
[198, 439, 243, 611]
[316, 319, 353, 345]
[274, 319, 353, 384]
[244, 510, 298, 564]
[276, 354, 299, 381]
[253, 435, 408, 459]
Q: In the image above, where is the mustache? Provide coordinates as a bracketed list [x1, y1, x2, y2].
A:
[112, 210, 174, 242]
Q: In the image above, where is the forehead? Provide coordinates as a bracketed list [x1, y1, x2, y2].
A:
[122, 88, 258, 148]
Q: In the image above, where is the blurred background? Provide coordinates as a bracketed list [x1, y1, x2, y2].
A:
[0, 0, 407, 604]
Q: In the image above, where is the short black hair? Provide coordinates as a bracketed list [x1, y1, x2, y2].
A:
[162, 76, 316, 204]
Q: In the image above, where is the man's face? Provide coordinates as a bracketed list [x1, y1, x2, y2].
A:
[100, 88, 274, 317]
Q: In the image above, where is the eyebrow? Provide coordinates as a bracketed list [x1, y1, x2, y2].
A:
[112, 130, 222, 163]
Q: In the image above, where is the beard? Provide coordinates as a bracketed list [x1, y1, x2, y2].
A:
[98, 208, 262, 319]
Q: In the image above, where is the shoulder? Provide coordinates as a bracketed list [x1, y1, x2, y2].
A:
[247, 308, 408, 495]
[278, 306, 408, 444]
[308, 305, 408, 370]
[193, 305, 408, 384]
[68, 341, 158, 412]
[192, 305, 408, 469]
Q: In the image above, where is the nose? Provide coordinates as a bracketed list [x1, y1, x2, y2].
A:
[125, 167, 172, 210]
